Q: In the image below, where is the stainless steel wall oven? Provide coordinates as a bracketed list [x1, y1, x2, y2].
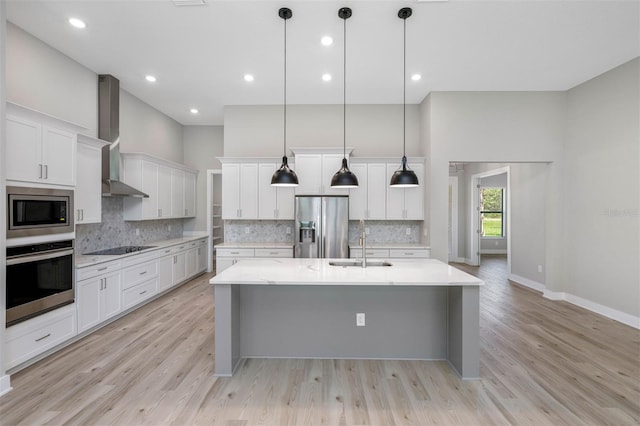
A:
[7, 186, 74, 238]
[6, 240, 75, 326]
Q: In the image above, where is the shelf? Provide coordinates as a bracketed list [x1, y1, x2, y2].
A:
[212, 215, 222, 218]
[213, 226, 222, 230]
[213, 237, 223, 241]
[212, 204, 222, 207]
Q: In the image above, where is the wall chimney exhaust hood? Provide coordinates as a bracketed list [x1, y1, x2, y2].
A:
[98, 74, 149, 198]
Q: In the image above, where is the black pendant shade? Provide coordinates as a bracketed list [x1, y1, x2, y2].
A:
[330, 7, 359, 189]
[390, 7, 419, 188]
[272, 8, 299, 187]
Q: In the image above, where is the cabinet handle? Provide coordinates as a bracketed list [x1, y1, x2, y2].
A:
[174, 256, 177, 264]
[158, 209, 161, 217]
[97, 267, 108, 271]
[139, 271, 147, 275]
[165, 250, 171, 254]
[44, 164, 48, 179]
[81, 209, 84, 221]
[38, 164, 43, 179]
[269, 252, 278, 255]
[185, 209, 188, 216]
[230, 251, 239, 255]
[35, 333, 51, 342]
[139, 290, 147, 295]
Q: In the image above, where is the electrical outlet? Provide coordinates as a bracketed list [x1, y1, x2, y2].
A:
[356, 313, 365, 327]
[135, 228, 140, 236]
[495, 241, 499, 246]
[286, 227, 291, 235]
[245, 227, 250, 234]
[405, 228, 411, 235]
[365, 227, 370, 235]
[538, 265, 543, 273]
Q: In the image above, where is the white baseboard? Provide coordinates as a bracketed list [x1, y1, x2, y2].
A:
[508, 274, 545, 292]
[480, 249, 507, 255]
[0, 374, 12, 397]
[543, 290, 640, 329]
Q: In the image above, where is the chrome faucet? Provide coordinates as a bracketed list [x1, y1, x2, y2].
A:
[359, 218, 367, 268]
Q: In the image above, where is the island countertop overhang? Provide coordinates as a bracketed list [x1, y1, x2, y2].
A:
[209, 258, 483, 287]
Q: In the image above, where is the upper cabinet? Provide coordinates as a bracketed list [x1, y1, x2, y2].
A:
[221, 162, 258, 220]
[76, 134, 109, 224]
[348, 162, 387, 220]
[386, 161, 425, 220]
[291, 148, 352, 195]
[121, 153, 198, 221]
[5, 102, 86, 187]
[258, 162, 295, 220]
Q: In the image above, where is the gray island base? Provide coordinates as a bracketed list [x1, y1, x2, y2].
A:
[210, 258, 483, 380]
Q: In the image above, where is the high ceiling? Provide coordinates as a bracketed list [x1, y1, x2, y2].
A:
[6, 0, 640, 126]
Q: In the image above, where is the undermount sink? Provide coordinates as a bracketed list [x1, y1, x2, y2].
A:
[329, 260, 393, 267]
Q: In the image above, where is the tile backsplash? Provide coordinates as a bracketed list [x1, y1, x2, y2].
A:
[76, 197, 183, 254]
[224, 219, 422, 245]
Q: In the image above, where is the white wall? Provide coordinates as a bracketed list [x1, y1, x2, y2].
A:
[564, 58, 639, 317]
[183, 125, 224, 232]
[6, 23, 97, 134]
[224, 104, 420, 158]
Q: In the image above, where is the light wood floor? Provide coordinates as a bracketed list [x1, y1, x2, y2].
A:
[1, 256, 639, 425]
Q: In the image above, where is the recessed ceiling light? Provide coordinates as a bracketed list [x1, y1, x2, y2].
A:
[321, 36, 333, 46]
[411, 74, 422, 81]
[190, 108, 199, 114]
[244, 74, 254, 82]
[68, 17, 86, 29]
[322, 73, 332, 82]
[145, 75, 157, 83]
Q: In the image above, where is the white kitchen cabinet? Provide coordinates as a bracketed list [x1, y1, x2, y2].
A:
[386, 162, 425, 220]
[349, 247, 430, 259]
[349, 162, 387, 220]
[172, 247, 187, 284]
[184, 171, 197, 217]
[6, 114, 77, 187]
[216, 245, 292, 273]
[196, 240, 208, 273]
[76, 135, 109, 224]
[5, 304, 77, 370]
[77, 268, 122, 333]
[292, 149, 352, 195]
[258, 162, 295, 220]
[122, 153, 198, 221]
[221, 162, 258, 219]
[157, 250, 175, 293]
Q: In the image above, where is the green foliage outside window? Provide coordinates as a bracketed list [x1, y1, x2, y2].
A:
[481, 188, 503, 237]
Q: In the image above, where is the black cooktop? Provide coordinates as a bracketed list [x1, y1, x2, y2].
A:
[85, 246, 157, 256]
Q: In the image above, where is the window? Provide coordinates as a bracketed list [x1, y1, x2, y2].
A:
[480, 188, 504, 237]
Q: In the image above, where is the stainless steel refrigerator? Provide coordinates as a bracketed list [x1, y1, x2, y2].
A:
[295, 195, 349, 258]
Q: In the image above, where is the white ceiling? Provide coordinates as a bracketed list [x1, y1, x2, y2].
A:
[6, 0, 640, 126]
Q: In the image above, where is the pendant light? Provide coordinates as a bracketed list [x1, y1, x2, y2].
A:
[390, 7, 419, 188]
[271, 8, 299, 187]
[330, 7, 359, 189]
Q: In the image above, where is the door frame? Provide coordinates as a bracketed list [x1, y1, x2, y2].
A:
[448, 176, 459, 262]
[206, 169, 222, 273]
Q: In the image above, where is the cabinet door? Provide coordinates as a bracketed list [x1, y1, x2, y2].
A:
[386, 163, 405, 220]
[294, 154, 322, 195]
[222, 163, 240, 219]
[348, 163, 368, 220]
[322, 154, 349, 195]
[142, 161, 159, 219]
[102, 273, 122, 321]
[277, 185, 295, 220]
[184, 172, 197, 217]
[171, 169, 185, 218]
[6, 115, 42, 183]
[172, 252, 187, 284]
[77, 277, 102, 332]
[157, 255, 174, 292]
[239, 163, 258, 219]
[76, 142, 103, 224]
[186, 248, 197, 278]
[157, 165, 172, 218]
[197, 245, 207, 273]
[216, 258, 234, 274]
[367, 163, 388, 220]
[42, 126, 76, 186]
[403, 162, 424, 220]
[258, 163, 278, 219]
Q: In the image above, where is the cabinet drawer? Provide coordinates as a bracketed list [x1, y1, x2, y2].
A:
[350, 248, 390, 258]
[6, 304, 77, 370]
[122, 261, 158, 290]
[254, 248, 292, 258]
[157, 246, 177, 257]
[388, 249, 429, 258]
[216, 248, 254, 257]
[122, 279, 157, 310]
[121, 250, 159, 268]
[77, 260, 121, 281]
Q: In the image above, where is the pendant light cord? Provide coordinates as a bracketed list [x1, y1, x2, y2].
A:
[343, 14, 347, 159]
[403, 15, 406, 158]
[283, 16, 287, 157]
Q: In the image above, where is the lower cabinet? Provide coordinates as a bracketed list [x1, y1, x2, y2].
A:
[349, 247, 431, 259]
[5, 304, 77, 370]
[122, 278, 158, 310]
[215, 246, 293, 273]
[157, 252, 174, 293]
[77, 270, 122, 333]
[172, 249, 187, 284]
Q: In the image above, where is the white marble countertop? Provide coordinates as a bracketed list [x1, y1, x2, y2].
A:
[76, 232, 209, 268]
[348, 243, 430, 250]
[214, 242, 293, 249]
[209, 258, 482, 287]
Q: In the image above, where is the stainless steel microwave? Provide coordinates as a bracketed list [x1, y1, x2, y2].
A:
[7, 186, 74, 238]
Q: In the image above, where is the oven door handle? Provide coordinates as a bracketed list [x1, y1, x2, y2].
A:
[6, 249, 74, 266]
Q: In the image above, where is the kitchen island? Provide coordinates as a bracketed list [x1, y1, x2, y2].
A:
[209, 258, 483, 379]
